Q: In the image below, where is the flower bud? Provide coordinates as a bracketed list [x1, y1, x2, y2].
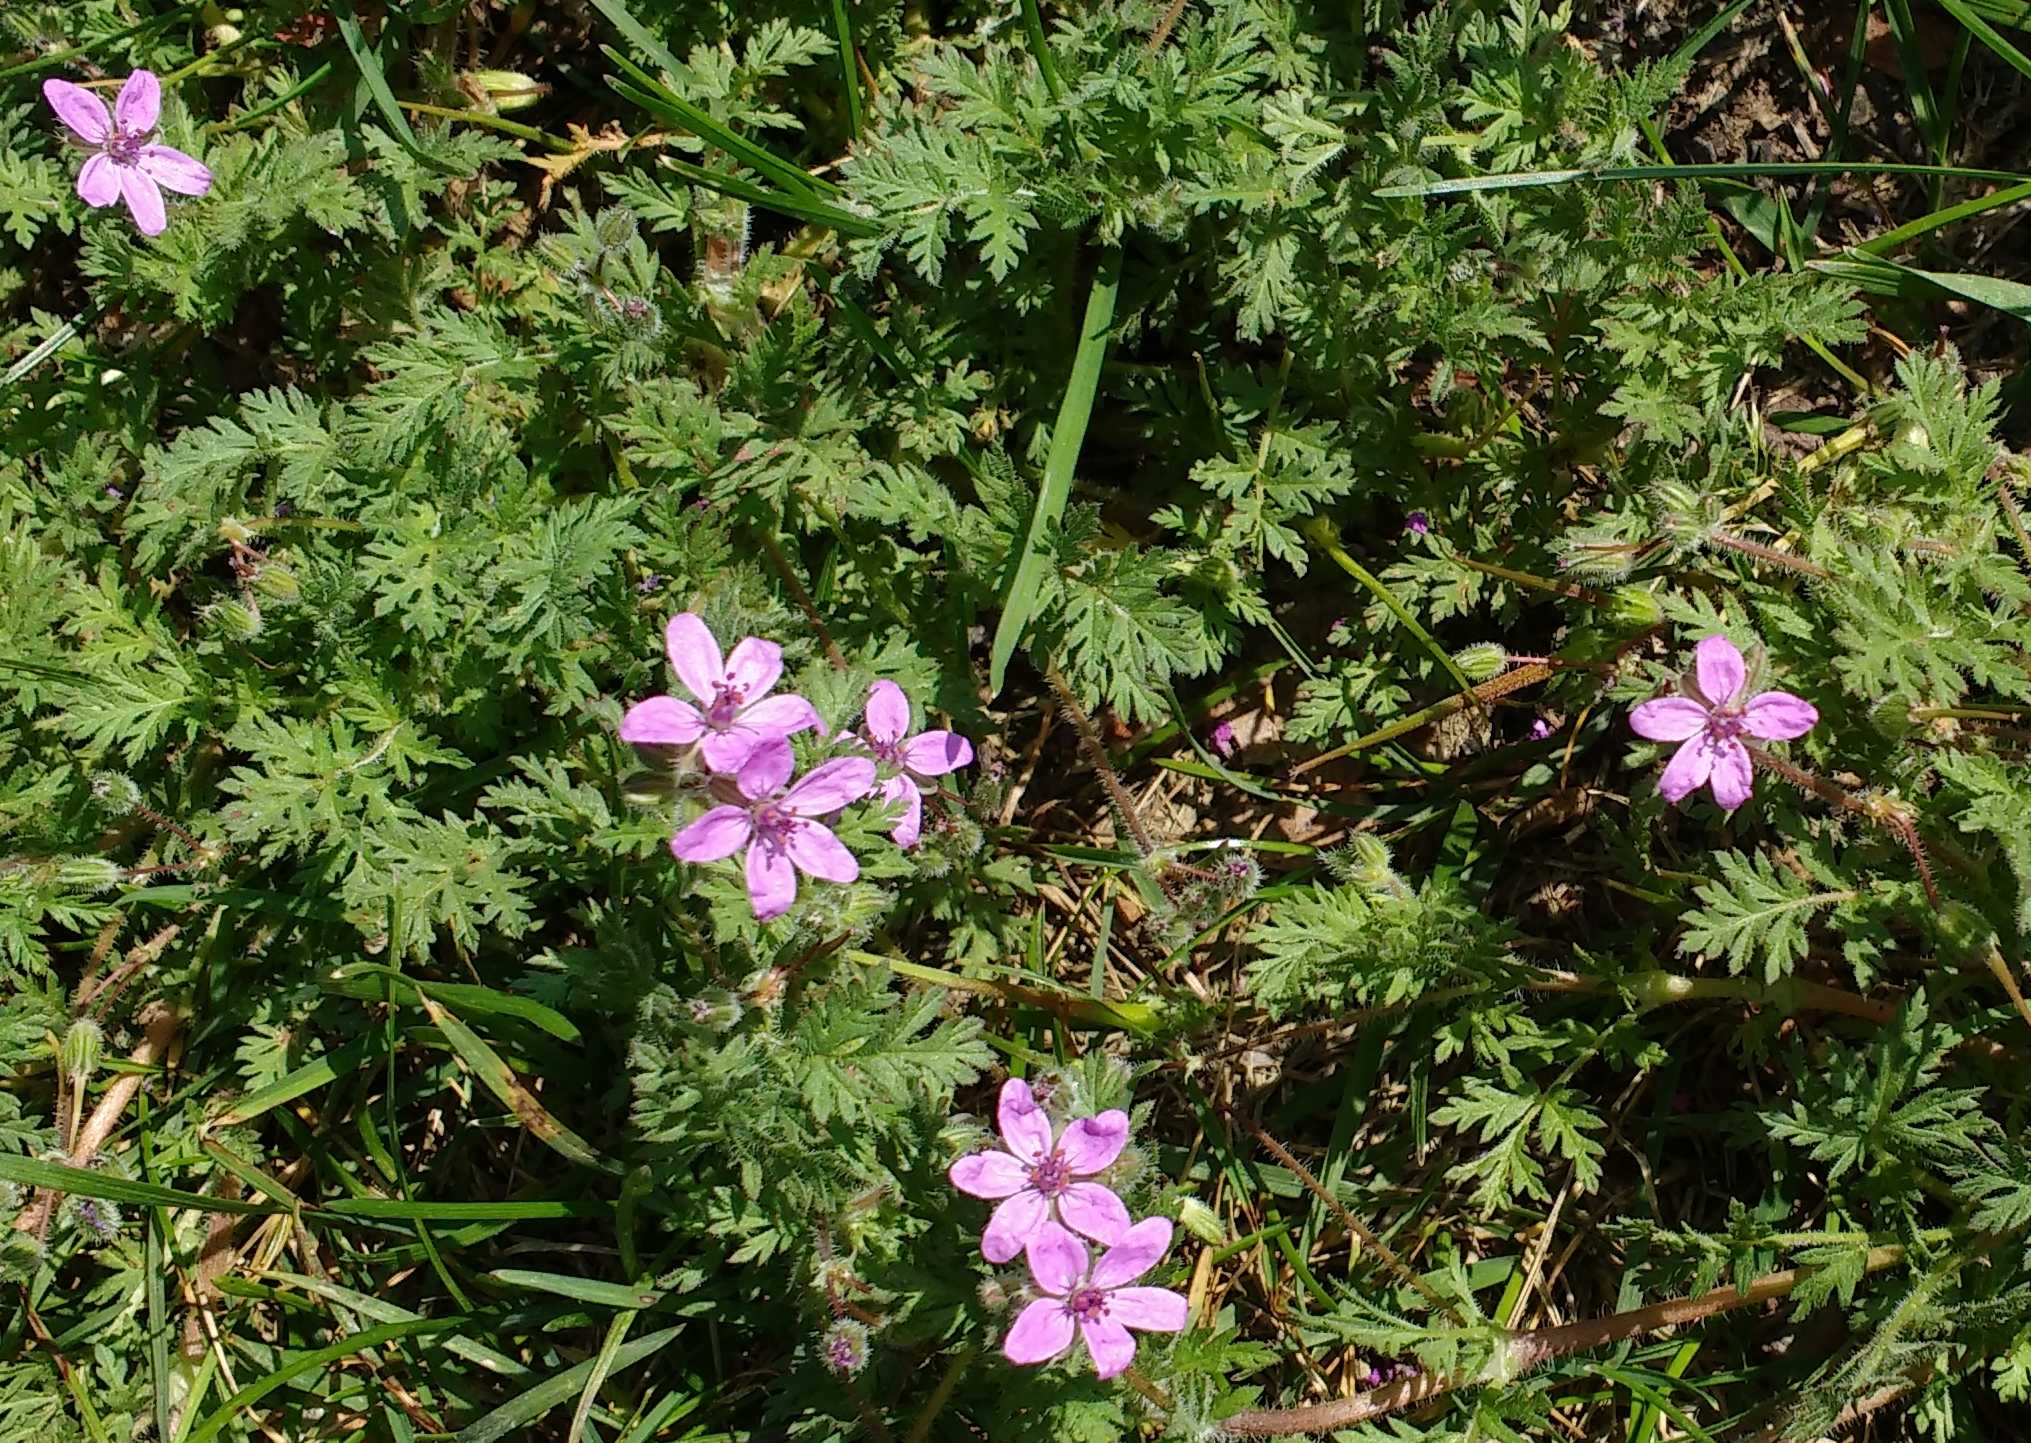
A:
[55, 858, 122, 892]
[61, 1019, 103, 1088]
[820, 1320, 870, 1376]
[1176, 1196, 1225, 1246]
[89, 772, 141, 815]
[464, 68, 546, 111]
[248, 558, 300, 603]
[686, 988, 743, 1031]
[1934, 902, 1999, 969]
[202, 596, 264, 640]
[1605, 585, 1663, 629]
[1451, 642, 1507, 683]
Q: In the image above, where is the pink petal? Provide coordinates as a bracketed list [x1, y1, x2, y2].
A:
[1003, 1298, 1075, 1366]
[1708, 737, 1755, 811]
[745, 840, 797, 920]
[669, 806, 751, 863]
[734, 736, 794, 798]
[878, 774, 923, 848]
[901, 730, 973, 778]
[1692, 635, 1746, 709]
[115, 70, 160, 135]
[982, 1187, 1048, 1263]
[1078, 1316, 1137, 1379]
[785, 821, 857, 884]
[1656, 734, 1713, 805]
[119, 165, 166, 236]
[43, 80, 111, 143]
[721, 636, 783, 696]
[1057, 1183, 1131, 1247]
[996, 1078, 1054, 1165]
[1108, 1286, 1189, 1333]
[137, 144, 210, 196]
[664, 613, 723, 701]
[76, 153, 121, 208]
[1023, 1219, 1089, 1295]
[699, 728, 763, 774]
[1058, 1111, 1129, 1173]
[948, 1149, 1028, 1199]
[864, 680, 911, 746]
[1090, 1217, 1172, 1290]
[1628, 697, 1707, 742]
[739, 692, 823, 740]
[1742, 691, 1818, 741]
[619, 695, 704, 746]
[781, 756, 877, 816]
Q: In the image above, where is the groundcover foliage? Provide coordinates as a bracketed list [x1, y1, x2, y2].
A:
[5, 0, 2031, 1438]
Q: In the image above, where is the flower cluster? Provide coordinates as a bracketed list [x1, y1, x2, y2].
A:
[1629, 634, 1817, 811]
[949, 1079, 1187, 1379]
[45, 70, 211, 236]
[620, 614, 973, 919]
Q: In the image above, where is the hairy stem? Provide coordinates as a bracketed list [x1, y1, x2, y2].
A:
[1042, 658, 1159, 858]
[1222, 1246, 1907, 1436]
[1249, 1126, 1467, 1324]
[1708, 529, 1832, 579]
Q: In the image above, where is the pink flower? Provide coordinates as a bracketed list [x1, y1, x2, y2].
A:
[948, 1078, 1131, 1262]
[1209, 721, 1237, 759]
[1004, 1218, 1188, 1379]
[621, 613, 823, 773]
[668, 736, 875, 920]
[44, 71, 211, 237]
[853, 680, 972, 847]
[1629, 634, 1817, 811]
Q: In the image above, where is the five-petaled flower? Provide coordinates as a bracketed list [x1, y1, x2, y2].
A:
[852, 681, 973, 847]
[669, 736, 874, 920]
[621, 613, 822, 773]
[44, 71, 211, 237]
[948, 1078, 1132, 1261]
[1004, 1218, 1189, 1379]
[1629, 634, 1817, 811]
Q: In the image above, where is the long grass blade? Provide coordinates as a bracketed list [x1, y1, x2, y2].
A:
[1377, 160, 2031, 198]
[987, 246, 1122, 697]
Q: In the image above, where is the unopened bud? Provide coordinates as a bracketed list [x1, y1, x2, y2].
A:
[464, 68, 546, 111]
[249, 559, 300, 603]
[1452, 642, 1506, 683]
[54, 858, 122, 892]
[89, 772, 141, 814]
[1605, 585, 1663, 629]
[1934, 902, 1998, 968]
[821, 1320, 870, 1376]
[1176, 1196, 1226, 1246]
[61, 1019, 103, 1087]
[202, 596, 264, 640]
[687, 987, 743, 1031]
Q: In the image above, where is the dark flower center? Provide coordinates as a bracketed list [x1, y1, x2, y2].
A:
[753, 803, 801, 847]
[1705, 708, 1746, 743]
[1066, 1287, 1108, 1322]
[1027, 1152, 1071, 1196]
[106, 129, 145, 165]
[704, 683, 747, 728]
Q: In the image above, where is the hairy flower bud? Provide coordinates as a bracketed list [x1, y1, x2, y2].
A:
[248, 558, 300, 603]
[1605, 585, 1663, 629]
[464, 68, 545, 111]
[1934, 902, 1999, 969]
[89, 771, 142, 815]
[55, 857, 122, 892]
[1176, 1195, 1225, 1246]
[202, 596, 264, 640]
[820, 1320, 870, 1376]
[61, 1019, 103, 1088]
[1451, 642, 1507, 683]
[686, 987, 743, 1031]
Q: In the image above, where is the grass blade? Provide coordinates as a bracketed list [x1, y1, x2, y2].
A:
[322, 1197, 608, 1221]
[987, 245, 1122, 697]
[325, 964, 582, 1042]
[1377, 160, 2031, 198]
[830, 0, 865, 138]
[0, 1155, 279, 1214]
[1811, 252, 2031, 324]
[569, 1312, 637, 1443]
[417, 989, 615, 1173]
[601, 47, 838, 200]
[1854, 179, 2031, 255]
[180, 1318, 469, 1443]
[1937, 0, 2031, 79]
[335, 3, 420, 151]
[655, 155, 881, 237]
[209, 1033, 384, 1125]
[453, 1325, 685, 1443]
[487, 1268, 665, 1309]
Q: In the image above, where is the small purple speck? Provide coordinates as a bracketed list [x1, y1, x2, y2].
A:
[1405, 511, 1430, 536]
[104, 484, 124, 500]
[636, 572, 663, 594]
[1529, 718, 1553, 740]
[273, 500, 294, 518]
[1210, 721, 1237, 758]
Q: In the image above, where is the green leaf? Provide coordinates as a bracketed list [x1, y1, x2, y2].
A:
[0, 1155, 280, 1215]
[181, 1318, 470, 1443]
[453, 1325, 685, 1443]
[988, 247, 1122, 698]
[416, 989, 616, 1173]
